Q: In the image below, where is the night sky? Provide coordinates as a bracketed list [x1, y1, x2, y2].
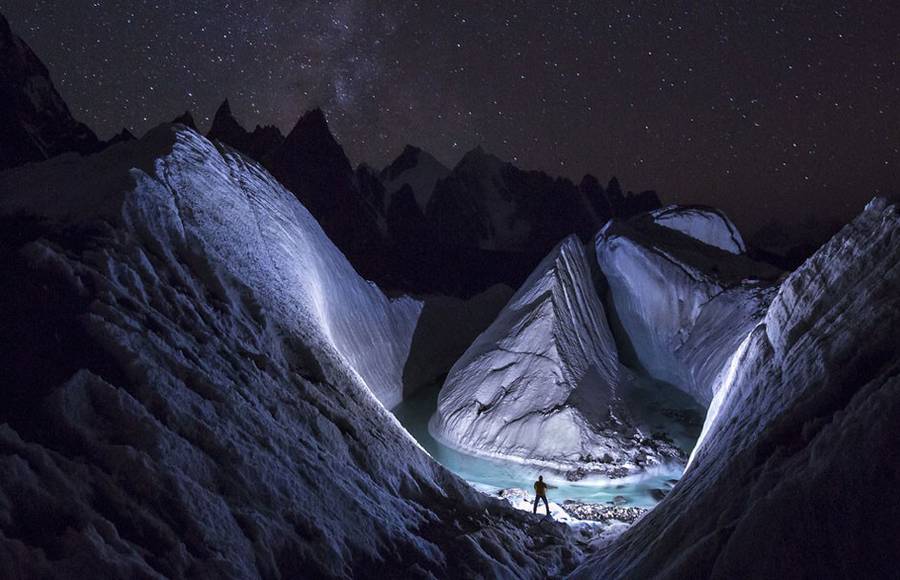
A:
[2, 1, 897, 233]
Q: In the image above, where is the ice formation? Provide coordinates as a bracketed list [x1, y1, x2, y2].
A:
[0, 126, 590, 577]
[573, 197, 900, 578]
[431, 236, 652, 472]
[595, 212, 780, 405]
[0, 125, 420, 410]
[648, 205, 747, 254]
[2, 124, 898, 577]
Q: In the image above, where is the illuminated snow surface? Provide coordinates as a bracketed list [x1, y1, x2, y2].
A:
[649, 205, 747, 254]
[429, 235, 692, 474]
[429, 236, 632, 467]
[0, 125, 421, 410]
[573, 198, 900, 579]
[2, 124, 898, 578]
[0, 126, 591, 578]
[595, 211, 781, 405]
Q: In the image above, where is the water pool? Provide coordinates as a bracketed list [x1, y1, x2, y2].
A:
[392, 376, 704, 508]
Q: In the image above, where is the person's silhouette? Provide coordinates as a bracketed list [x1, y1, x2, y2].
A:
[532, 475, 554, 515]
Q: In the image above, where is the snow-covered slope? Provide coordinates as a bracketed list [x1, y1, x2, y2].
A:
[595, 212, 780, 405]
[573, 198, 900, 579]
[0, 125, 419, 410]
[430, 236, 652, 473]
[0, 126, 587, 578]
[649, 205, 746, 254]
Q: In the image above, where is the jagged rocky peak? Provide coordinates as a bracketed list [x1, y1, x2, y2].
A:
[284, 107, 333, 145]
[171, 110, 197, 130]
[579, 173, 612, 223]
[456, 144, 506, 171]
[207, 99, 283, 161]
[247, 123, 284, 159]
[105, 127, 136, 147]
[426, 145, 600, 253]
[575, 198, 900, 578]
[430, 235, 678, 475]
[269, 107, 384, 280]
[208, 98, 245, 139]
[274, 107, 352, 177]
[595, 210, 780, 405]
[0, 11, 101, 170]
[381, 144, 425, 179]
[380, 144, 450, 210]
[647, 205, 747, 254]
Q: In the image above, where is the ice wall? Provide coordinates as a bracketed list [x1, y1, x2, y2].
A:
[430, 236, 646, 471]
[0, 126, 585, 577]
[595, 212, 779, 405]
[573, 198, 900, 579]
[0, 125, 420, 409]
[649, 205, 746, 254]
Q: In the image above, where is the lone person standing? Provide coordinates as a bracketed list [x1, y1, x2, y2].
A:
[532, 475, 554, 515]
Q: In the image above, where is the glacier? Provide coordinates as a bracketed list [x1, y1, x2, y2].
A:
[429, 236, 682, 475]
[649, 205, 747, 254]
[573, 197, 900, 579]
[595, 209, 781, 405]
[0, 125, 421, 410]
[0, 91, 898, 577]
[0, 125, 594, 577]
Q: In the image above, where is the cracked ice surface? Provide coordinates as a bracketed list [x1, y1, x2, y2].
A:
[595, 211, 780, 405]
[430, 235, 643, 470]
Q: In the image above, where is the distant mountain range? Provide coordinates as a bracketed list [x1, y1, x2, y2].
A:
[0, 11, 699, 297]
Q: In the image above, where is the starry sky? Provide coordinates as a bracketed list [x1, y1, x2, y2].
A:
[2, 1, 897, 234]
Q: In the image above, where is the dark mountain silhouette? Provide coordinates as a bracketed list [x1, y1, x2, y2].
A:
[356, 163, 387, 218]
[605, 176, 625, 212]
[387, 184, 430, 245]
[0, 6, 664, 298]
[379, 145, 450, 211]
[619, 189, 663, 217]
[171, 110, 197, 130]
[0, 13, 101, 171]
[104, 128, 136, 147]
[381, 144, 423, 181]
[425, 146, 632, 254]
[207, 99, 284, 161]
[579, 174, 612, 223]
[268, 108, 386, 280]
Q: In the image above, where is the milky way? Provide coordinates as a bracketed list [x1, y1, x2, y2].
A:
[2, 0, 897, 232]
